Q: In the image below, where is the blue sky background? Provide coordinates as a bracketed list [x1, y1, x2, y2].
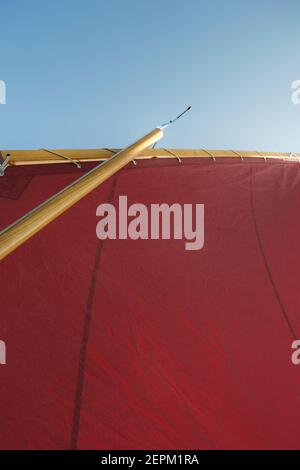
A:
[1, 0, 300, 151]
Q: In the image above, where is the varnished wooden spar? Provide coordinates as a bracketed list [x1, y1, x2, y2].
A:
[0, 127, 163, 261]
[1, 148, 300, 166]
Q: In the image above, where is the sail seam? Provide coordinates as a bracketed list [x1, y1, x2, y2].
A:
[249, 166, 297, 340]
[70, 174, 119, 449]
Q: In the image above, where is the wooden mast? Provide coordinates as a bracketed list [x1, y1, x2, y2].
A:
[0, 127, 163, 261]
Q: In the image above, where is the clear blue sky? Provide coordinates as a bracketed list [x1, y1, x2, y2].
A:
[1, 0, 300, 152]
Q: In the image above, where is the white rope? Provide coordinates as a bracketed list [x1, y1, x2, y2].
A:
[41, 148, 81, 168]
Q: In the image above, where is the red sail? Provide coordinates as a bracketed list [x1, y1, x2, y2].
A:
[0, 158, 300, 449]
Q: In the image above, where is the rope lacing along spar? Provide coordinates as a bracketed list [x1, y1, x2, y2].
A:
[0, 155, 10, 176]
[231, 149, 244, 161]
[41, 148, 81, 168]
[162, 148, 182, 163]
[201, 149, 217, 162]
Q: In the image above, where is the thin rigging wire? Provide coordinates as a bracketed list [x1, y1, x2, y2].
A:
[159, 106, 192, 129]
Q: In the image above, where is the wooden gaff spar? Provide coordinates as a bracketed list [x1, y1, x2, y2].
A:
[0, 128, 162, 261]
[0, 108, 191, 261]
[2, 149, 300, 167]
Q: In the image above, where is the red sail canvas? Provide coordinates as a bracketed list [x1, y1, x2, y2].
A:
[0, 158, 300, 449]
